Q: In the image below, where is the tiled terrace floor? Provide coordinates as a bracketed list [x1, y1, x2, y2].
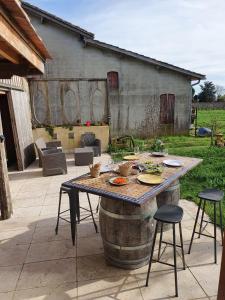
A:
[0, 154, 222, 299]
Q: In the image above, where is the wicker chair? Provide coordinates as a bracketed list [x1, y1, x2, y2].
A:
[80, 132, 101, 157]
[35, 138, 67, 176]
[35, 138, 62, 167]
[40, 148, 67, 176]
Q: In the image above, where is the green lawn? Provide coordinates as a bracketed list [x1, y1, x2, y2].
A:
[197, 109, 225, 134]
[164, 137, 225, 227]
[111, 109, 225, 227]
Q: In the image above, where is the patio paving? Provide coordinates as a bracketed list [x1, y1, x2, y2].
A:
[0, 154, 222, 299]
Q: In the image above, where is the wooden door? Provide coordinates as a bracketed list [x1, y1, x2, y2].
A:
[0, 112, 12, 219]
[160, 94, 175, 124]
[0, 94, 17, 167]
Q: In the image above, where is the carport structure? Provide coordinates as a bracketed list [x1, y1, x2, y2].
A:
[0, 0, 50, 219]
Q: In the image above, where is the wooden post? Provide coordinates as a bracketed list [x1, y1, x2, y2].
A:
[218, 231, 225, 299]
[0, 112, 13, 219]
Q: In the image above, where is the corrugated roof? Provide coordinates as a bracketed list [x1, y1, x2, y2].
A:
[84, 39, 205, 80]
[22, 1, 94, 39]
[0, 0, 51, 60]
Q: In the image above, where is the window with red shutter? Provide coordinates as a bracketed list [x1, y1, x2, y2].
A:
[107, 71, 119, 90]
[160, 94, 175, 124]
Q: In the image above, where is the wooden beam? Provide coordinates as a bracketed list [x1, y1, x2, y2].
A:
[0, 40, 21, 64]
[0, 62, 42, 78]
[218, 232, 225, 299]
[0, 13, 44, 73]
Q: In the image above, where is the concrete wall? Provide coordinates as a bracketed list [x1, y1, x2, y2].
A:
[28, 13, 192, 137]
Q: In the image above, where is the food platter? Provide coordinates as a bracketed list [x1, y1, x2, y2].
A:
[109, 177, 129, 186]
[137, 174, 163, 185]
[163, 159, 182, 167]
[123, 155, 139, 161]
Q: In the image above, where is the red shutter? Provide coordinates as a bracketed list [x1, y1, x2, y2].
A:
[107, 72, 119, 90]
[160, 94, 175, 124]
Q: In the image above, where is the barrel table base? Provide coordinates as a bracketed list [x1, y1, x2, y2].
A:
[156, 180, 180, 232]
[99, 196, 157, 270]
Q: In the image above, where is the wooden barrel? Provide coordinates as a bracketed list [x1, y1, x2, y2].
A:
[99, 197, 157, 269]
[156, 180, 180, 231]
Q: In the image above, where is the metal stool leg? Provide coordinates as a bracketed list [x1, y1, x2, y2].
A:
[86, 193, 98, 233]
[55, 188, 63, 235]
[179, 222, 186, 270]
[146, 222, 159, 287]
[96, 196, 100, 213]
[173, 224, 178, 297]
[158, 222, 163, 260]
[219, 201, 224, 246]
[214, 202, 217, 264]
[188, 198, 202, 254]
[199, 200, 206, 238]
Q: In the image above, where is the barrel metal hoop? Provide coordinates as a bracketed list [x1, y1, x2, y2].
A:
[165, 183, 180, 192]
[99, 205, 155, 220]
[103, 239, 151, 251]
[105, 254, 149, 265]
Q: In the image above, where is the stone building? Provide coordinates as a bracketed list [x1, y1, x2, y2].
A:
[23, 1, 205, 138]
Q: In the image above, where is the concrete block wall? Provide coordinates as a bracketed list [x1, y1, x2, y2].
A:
[28, 13, 192, 138]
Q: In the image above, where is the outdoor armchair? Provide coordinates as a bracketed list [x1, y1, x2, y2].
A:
[41, 148, 67, 176]
[35, 138, 62, 167]
[80, 132, 101, 156]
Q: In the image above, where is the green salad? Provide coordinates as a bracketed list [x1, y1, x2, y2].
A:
[144, 163, 163, 175]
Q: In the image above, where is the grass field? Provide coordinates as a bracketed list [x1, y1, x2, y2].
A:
[197, 109, 225, 134]
[111, 109, 225, 227]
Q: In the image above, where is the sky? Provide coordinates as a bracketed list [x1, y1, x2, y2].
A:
[25, 0, 225, 92]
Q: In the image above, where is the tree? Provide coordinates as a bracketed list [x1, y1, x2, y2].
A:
[198, 81, 217, 102]
[216, 85, 225, 101]
[216, 85, 225, 97]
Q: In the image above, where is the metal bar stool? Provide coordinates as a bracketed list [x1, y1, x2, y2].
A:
[55, 186, 98, 243]
[188, 188, 224, 264]
[146, 204, 185, 297]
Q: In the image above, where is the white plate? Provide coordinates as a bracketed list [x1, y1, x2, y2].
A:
[163, 159, 182, 167]
[151, 152, 167, 157]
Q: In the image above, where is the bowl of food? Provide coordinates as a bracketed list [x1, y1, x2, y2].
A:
[109, 177, 129, 186]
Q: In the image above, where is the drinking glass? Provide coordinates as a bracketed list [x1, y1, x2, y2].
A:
[134, 146, 139, 155]
[163, 148, 169, 156]
[108, 157, 115, 171]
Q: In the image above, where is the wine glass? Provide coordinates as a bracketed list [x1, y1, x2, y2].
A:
[108, 157, 115, 171]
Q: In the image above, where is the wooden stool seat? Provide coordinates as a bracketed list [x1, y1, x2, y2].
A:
[154, 204, 183, 224]
[198, 188, 224, 202]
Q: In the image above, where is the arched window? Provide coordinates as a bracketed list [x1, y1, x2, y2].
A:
[160, 94, 175, 124]
[107, 71, 119, 90]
